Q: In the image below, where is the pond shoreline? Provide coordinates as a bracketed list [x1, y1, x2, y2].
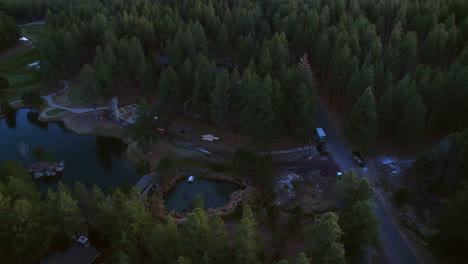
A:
[149, 171, 259, 225]
[0, 108, 138, 191]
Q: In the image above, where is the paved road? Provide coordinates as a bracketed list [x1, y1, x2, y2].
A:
[316, 100, 419, 264]
[10, 80, 110, 114]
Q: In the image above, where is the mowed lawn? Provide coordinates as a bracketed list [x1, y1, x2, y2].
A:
[20, 24, 47, 44]
[0, 24, 48, 101]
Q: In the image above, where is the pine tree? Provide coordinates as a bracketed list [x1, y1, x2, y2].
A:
[306, 212, 346, 264]
[396, 91, 426, 144]
[399, 32, 418, 76]
[216, 24, 231, 55]
[378, 86, 395, 136]
[333, 169, 374, 209]
[178, 58, 193, 103]
[156, 66, 178, 124]
[234, 205, 260, 264]
[149, 216, 180, 264]
[207, 216, 228, 263]
[258, 47, 272, 77]
[46, 183, 84, 237]
[339, 200, 381, 263]
[181, 208, 210, 261]
[131, 100, 159, 153]
[346, 87, 378, 145]
[209, 70, 231, 129]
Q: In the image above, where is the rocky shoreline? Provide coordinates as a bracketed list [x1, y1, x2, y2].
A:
[148, 171, 259, 225]
[29, 161, 66, 179]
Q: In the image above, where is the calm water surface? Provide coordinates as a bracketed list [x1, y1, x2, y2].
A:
[0, 109, 137, 192]
[165, 177, 239, 212]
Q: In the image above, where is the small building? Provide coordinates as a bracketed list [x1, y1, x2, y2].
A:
[41, 236, 100, 264]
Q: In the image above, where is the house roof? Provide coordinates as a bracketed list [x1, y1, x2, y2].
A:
[41, 242, 100, 264]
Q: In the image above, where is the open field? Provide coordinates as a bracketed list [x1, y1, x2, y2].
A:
[0, 24, 48, 102]
[20, 24, 47, 43]
[67, 84, 91, 104]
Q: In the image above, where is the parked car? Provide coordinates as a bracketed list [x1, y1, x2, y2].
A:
[351, 151, 366, 167]
[317, 143, 328, 155]
[157, 128, 168, 136]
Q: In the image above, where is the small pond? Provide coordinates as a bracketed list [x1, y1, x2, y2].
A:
[165, 177, 239, 212]
[0, 109, 137, 192]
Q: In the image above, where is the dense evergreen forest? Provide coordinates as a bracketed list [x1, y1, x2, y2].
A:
[1, 0, 468, 262]
[2, 0, 467, 143]
[0, 160, 379, 263]
[0, 13, 20, 52]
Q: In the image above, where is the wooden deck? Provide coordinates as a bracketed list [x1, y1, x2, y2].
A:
[134, 174, 156, 197]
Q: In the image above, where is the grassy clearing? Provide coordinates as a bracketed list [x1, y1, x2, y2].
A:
[68, 84, 91, 103]
[45, 108, 66, 116]
[93, 125, 129, 139]
[0, 24, 47, 102]
[20, 24, 46, 44]
[172, 157, 231, 172]
[0, 48, 39, 72]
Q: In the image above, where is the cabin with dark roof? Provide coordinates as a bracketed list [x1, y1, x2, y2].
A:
[41, 236, 100, 264]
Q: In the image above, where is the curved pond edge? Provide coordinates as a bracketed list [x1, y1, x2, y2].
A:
[148, 171, 259, 225]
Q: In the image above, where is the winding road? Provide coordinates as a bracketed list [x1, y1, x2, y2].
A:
[316, 100, 419, 264]
[10, 80, 110, 114]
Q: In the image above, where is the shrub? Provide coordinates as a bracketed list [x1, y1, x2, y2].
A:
[208, 161, 230, 172]
[0, 75, 9, 91]
[232, 146, 258, 172]
[119, 182, 133, 194]
[156, 155, 175, 181]
[136, 159, 151, 175]
[392, 187, 412, 207]
[267, 205, 280, 226]
[0, 100, 13, 115]
[232, 202, 244, 220]
[32, 146, 57, 161]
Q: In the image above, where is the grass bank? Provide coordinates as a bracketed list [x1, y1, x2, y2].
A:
[0, 24, 48, 102]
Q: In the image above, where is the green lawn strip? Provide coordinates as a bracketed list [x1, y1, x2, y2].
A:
[68, 84, 91, 103]
[0, 48, 40, 72]
[173, 157, 231, 172]
[45, 108, 66, 116]
[20, 24, 46, 44]
[4, 71, 39, 87]
[6, 81, 48, 101]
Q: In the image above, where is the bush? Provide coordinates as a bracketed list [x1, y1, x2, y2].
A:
[156, 155, 175, 181]
[232, 202, 244, 220]
[136, 159, 151, 175]
[232, 147, 259, 172]
[267, 205, 280, 226]
[1, 100, 13, 115]
[392, 187, 412, 207]
[0, 75, 9, 91]
[287, 206, 304, 234]
[208, 161, 230, 172]
[32, 146, 57, 161]
[119, 182, 133, 194]
[256, 154, 272, 183]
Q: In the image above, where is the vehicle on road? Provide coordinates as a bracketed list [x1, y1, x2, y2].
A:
[351, 151, 366, 167]
[314, 127, 328, 155]
[314, 127, 326, 143]
[317, 143, 328, 155]
[157, 128, 168, 136]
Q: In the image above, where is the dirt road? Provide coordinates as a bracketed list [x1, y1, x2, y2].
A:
[315, 100, 420, 264]
[10, 80, 110, 114]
